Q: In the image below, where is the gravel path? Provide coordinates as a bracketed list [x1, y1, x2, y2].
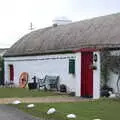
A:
[0, 96, 90, 104]
[0, 104, 40, 120]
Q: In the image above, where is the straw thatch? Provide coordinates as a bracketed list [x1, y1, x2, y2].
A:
[4, 13, 120, 57]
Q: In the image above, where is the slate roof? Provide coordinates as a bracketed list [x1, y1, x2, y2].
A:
[4, 13, 120, 57]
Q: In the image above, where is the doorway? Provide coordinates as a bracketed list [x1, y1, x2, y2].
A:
[9, 64, 14, 81]
[81, 52, 93, 97]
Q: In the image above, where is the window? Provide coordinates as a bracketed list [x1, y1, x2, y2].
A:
[69, 59, 75, 74]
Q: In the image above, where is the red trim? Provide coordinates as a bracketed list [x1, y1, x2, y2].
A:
[9, 65, 14, 81]
[73, 48, 100, 52]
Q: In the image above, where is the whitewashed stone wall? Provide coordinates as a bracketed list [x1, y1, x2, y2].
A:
[4, 53, 81, 96]
[4, 52, 101, 98]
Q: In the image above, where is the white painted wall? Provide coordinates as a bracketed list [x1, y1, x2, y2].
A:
[108, 71, 120, 93]
[75, 52, 81, 96]
[107, 50, 120, 93]
[4, 53, 81, 95]
[4, 51, 101, 98]
[93, 52, 101, 99]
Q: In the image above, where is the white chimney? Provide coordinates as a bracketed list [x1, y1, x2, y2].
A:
[52, 16, 72, 26]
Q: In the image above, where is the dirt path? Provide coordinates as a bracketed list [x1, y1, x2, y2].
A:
[0, 96, 91, 104]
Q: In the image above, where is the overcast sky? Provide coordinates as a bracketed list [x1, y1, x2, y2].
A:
[0, 0, 120, 48]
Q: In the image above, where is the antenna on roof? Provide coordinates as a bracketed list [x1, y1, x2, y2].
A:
[29, 22, 34, 31]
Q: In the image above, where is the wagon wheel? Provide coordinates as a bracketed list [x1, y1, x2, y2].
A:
[19, 72, 28, 88]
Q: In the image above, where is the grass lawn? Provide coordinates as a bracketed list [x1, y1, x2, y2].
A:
[11, 99, 120, 120]
[0, 88, 60, 98]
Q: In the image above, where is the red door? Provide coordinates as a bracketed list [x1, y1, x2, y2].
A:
[81, 52, 93, 97]
[9, 65, 14, 81]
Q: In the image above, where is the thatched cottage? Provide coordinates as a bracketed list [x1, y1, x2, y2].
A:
[4, 13, 120, 99]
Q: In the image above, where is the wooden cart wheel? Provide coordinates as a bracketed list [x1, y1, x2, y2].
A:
[19, 72, 28, 88]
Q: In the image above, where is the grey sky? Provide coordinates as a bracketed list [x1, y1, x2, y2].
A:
[0, 0, 120, 48]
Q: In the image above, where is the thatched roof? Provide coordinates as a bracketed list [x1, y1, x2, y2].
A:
[0, 48, 8, 56]
[4, 13, 120, 57]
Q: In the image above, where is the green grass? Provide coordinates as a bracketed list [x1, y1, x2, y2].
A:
[11, 99, 120, 120]
[0, 88, 60, 98]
